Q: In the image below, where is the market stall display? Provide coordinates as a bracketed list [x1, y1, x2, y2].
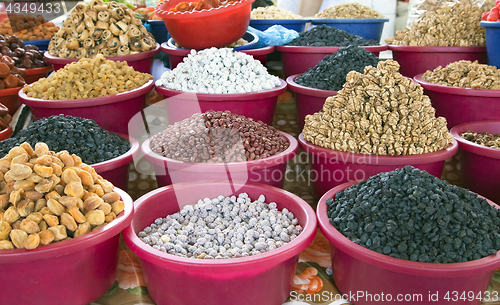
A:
[0, 14, 59, 51]
[249, 6, 309, 32]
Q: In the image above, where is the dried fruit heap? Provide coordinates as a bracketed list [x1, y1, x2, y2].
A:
[303, 60, 454, 155]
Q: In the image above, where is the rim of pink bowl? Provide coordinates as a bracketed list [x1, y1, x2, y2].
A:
[91, 133, 140, 171]
[317, 180, 500, 277]
[18, 79, 154, 108]
[0, 187, 134, 264]
[286, 74, 338, 97]
[155, 0, 254, 18]
[160, 42, 275, 56]
[298, 133, 458, 165]
[142, 130, 298, 171]
[415, 74, 500, 97]
[25, 65, 54, 75]
[155, 78, 287, 101]
[43, 43, 161, 65]
[276, 45, 388, 54]
[123, 180, 317, 269]
[388, 45, 487, 52]
[450, 121, 500, 160]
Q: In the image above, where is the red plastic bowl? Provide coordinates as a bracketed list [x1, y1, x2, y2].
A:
[276, 45, 387, 78]
[43, 44, 160, 74]
[18, 79, 154, 135]
[122, 180, 316, 305]
[91, 133, 139, 192]
[389, 45, 488, 78]
[298, 133, 458, 198]
[155, 78, 286, 126]
[414, 74, 500, 129]
[155, 0, 254, 50]
[0, 187, 134, 305]
[141, 131, 298, 188]
[286, 74, 337, 129]
[0, 86, 23, 116]
[24, 66, 54, 84]
[160, 42, 274, 69]
[451, 121, 500, 204]
[0, 124, 12, 141]
[317, 180, 500, 305]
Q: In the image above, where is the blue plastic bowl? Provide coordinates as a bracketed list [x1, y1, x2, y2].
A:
[167, 30, 259, 50]
[146, 20, 171, 44]
[249, 19, 310, 32]
[481, 21, 500, 68]
[309, 18, 389, 42]
[22, 39, 50, 51]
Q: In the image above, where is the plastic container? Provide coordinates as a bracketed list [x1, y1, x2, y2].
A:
[23, 39, 50, 51]
[155, 78, 286, 125]
[123, 180, 316, 305]
[43, 43, 161, 74]
[91, 133, 139, 192]
[167, 31, 258, 51]
[155, 0, 254, 49]
[18, 79, 154, 135]
[276, 45, 387, 78]
[146, 20, 170, 44]
[481, 21, 500, 68]
[317, 180, 500, 305]
[451, 121, 500, 204]
[0, 125, 12, 141]
[24, 66, 54, 84]
[0, 187, 134, 305]
[298, 133, 458, 198]
[249, 19, 310, 32]
[0, 86, 22, 116]
[309, 18, 389, 42]
[389, 45, 488, 78]
[286, 74, 337, 129]
[141, 131, 297, 188]
[161, 42, 274, 68]
[414, 74, 500, 128]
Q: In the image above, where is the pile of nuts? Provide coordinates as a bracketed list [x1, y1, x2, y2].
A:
[461, 130, 500, 148]
[0, 35, 49, 69]
[0, 54, 26, 89]
[314, 2, 385, 19]
[0, 142, 125, 250]
[22, 54, 153, 100]
[139, 192, 302, 259]
[303, 60, 454, 155]
[251, 6, 303, 19]
[150, 110, 289, 163]
[0, 14, 59, 41]
[0, 104, 12, 131]
[47, 0, 157, 59]
[408, 0, 493, 25]
[422, 60, 500, 89]
[169, 0, 239, 12]
[386, 3, 485, 46]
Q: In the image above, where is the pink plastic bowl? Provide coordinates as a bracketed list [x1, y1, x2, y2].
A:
[24, 66, 54, 84]
[414, 74, 500, 129]
[276, 45, 387, 78]
[286, 74, 337, 129]
[317, 180, 500, 305]
[155, 0, 254, 49]
[91, 133, 139, 192]
[155, 79, 287, 126]
[43, 44, 160, 74]
[0, 86, 23, 116]
[122, 180, 316, 305]
[298, 133, 458, 198]
[0, 188, 134, 305]
[451, 121, 500, 204]
[389, 45, 488, 78]
[18, 79, 154, 135]
[141, 130, 298, 188]
[160, 42, 274, 69]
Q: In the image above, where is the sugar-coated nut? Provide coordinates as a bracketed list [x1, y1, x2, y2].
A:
[47, 225, 67, 241]
[26, 212, 43, 224]
[51, 163, 62, 177]
[0, 220, 12, 240]
[25, 190, 44, 201]
[0, 240, 14, 249]
[36, 155, 53, 166]
[38, 229, 54, 245]
[83, 196, 103, 212]
[17, 199, 34, 217]
[9, 189, 23, 205]
[34, 143, 50, 157]
[13, 179, 35, 191]
[11, 154, 29, 165]
[98, 202, 112, 215]
[0, 194, 8, 210]
[43, 214, 59, 227]
[35, 178, 54, 193]
[26, 173, 43, 184]
[74, 222, 91, 237]
[85, 210, 105, 226]
[65, 181, 84, 198]
[96, 179, 113, 193]
[35, 198, 47, 212]
[102, 191, 120, 204]
[88, 184, 104, 197]
[10, 229, 28, 248]
[20, 219, 40, 234]
[104, 212, 116, 223]
[59, 151, 74, 167]
[38, 220, 48, 231]
[111, 200, 124, 215]
[39, 207, 52, 216]
[24, 234, 40, 249]
[11, 220, 21, 230]
[68, 206, 86, 223]
[78, 170, 94, 187]
[60, 212, 78, 231]
[71, 154, 82, 166]
[8, 163, 32, 181]
[19, 142, 34, 156]
[58, 196, 77, 208]
[47, 198, 65, 216]
[45, 190, 61, 201]
[33, 164, 53, 178]
[3, 206, 20, 224]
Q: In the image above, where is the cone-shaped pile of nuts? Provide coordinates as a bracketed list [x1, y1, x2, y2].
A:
[48, 0, 156, 59]
[303, 60, 454, 155]
[0, 142, 125, 250]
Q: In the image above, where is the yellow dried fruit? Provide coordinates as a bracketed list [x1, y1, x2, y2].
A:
[47, 225, 67, 241]
[10, 229, 28, 248]
[60, 213, 77, 231]
[45, 190, 61, 201]
[58, 151, 75, 167]
[43, 214, 59, 227]
[36, 155, 53, 166]
[20, 219, 40, 234]
[24, 234, 40, 249]
[85, 210, 105, 226]
[0, 220, 12, 240]
[0, 240, 14, 249]
[38, 229, 54, 245]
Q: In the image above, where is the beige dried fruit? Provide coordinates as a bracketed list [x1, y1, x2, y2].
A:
[47, 198, 65, 216]
[422, 60, 500, 89]
[0, 220, 11, 240]
[61, 168, 81, 184]
[105, 212, 116, 223]
[111, 200, 125, 215]
[47, 225, 67, 241]
[10, 229, 28, 248]
[38, 229, 54, 245]
[0, 240, 14, 249]
[83, 196, 103, 212]
[3, 206, 20, 224]
[314, 2, 384, 18]
[58, 196, 77, 208]
[102, 191, 120, 204]
[38, 220, 48, 231]
[20, 219, 40, 234]
[43, 214, 59, 227]
[8, 164, 32, 181]
[60, 213, 78, 231]
[74, 222, 91, 237]
[26, 212, 43, 224]
[33, 164, 53, 178]
[24, 234, 40, 249]
[17, 199, 34, 217]
[65, 181, 84, 198]
[34, 143, 50, 157]
[98, 202, 112, 215]
[85, 210, 105, 226]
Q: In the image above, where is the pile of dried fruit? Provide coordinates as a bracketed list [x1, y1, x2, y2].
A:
[461, 130, 500, 148]
[0, 35, 50, 69]
[251, 6, 303, 19]
[0, 14, 59, 41]
[0, 54, 26, 89]
[169, 0, 239, 12]
[422, 60, 500, 89]
[314, 2, 384, 19]
[303, 60, 454, 155]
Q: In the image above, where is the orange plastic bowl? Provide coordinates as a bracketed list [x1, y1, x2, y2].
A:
[155, 0, 255, 49]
